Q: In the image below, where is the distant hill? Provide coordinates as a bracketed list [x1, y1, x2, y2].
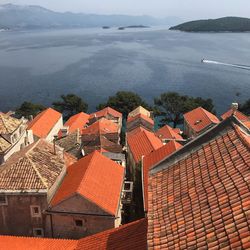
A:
[169, 17, 250, 32]
[0, 4, 182, 30]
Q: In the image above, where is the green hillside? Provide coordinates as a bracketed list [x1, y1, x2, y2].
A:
[170, 17, 250, 32]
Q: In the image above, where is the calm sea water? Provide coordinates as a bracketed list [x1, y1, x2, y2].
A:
[0, 27, 250, 114]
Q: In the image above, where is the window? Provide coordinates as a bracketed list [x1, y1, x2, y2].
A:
[0, 196, 7, 205]
[74, 219, 83, 227]
[33, 228, 44, 237]
[30, 205, 41, 217]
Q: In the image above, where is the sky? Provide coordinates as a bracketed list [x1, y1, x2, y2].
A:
[1, 0, 250, 19]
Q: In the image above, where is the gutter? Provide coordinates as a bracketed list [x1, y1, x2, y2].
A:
[45, 210, 116, 218]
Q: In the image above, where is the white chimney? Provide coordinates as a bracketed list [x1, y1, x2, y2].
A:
[231, 103, 238, 115]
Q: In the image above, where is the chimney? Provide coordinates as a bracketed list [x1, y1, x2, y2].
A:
[61, 126, 69, 137]
[53, 135, 58, 155]
[28, 115, 33, 121]
[231, 103, 238, 115]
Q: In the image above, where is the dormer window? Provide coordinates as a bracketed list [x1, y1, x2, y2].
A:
[194, 120, 202, 125]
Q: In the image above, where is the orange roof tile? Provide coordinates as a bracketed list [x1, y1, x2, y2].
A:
[126, 126, 148, 136]
[27, 108, 62, 138]
[51, 151, 124, 215]
[90, 107, 122, 119]
[127, 113, 154, 125]
[142, 141, 182, 212]
[147, 119, 250, 249]
[82, 118, 119, 135]
[127, 130, 163, 164]
[155, 124, 184, 141]
[243, 120, 250, 129]
[221, 109, 249, 122]
[61, 112, 89, 135]
[184, 107, 220, 133]
[76, 218, 147, 250]
[0, 236, 77, 250]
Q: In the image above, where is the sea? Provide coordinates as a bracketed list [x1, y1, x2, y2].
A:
[0, 26, 250, 114]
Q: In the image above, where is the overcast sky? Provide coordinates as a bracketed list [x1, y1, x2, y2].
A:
[1, 0, 250, 19]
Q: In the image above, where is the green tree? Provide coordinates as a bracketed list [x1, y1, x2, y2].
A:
[53, 94, 88, 120]
[97, 91, 151, 118]
[15, 101, 46, 119]
[154, 92, 216, 128]
[239, 99, 250, 115]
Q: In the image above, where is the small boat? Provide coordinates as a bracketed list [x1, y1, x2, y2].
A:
[201, 59, 205, 63]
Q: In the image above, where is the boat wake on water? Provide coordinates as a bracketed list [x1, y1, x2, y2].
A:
[201, 59, 250, 71]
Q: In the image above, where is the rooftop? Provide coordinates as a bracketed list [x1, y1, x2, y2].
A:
[127, 130, 163, 164]
[221, 108, 249, 122]
[0, 140, 65, 191]
[147, 117, 250, 249]
[128, 106, 151, 118]
[184, 107, 220, 134]
[0, 112, 22, 135]
[127, 113, 154, 125]
[155, 124, 184, 141]
[89, 107, 122, 120]
[27, 108, 62, 138]
[142, 141, 182, 212]
[51, 151, 124, 215]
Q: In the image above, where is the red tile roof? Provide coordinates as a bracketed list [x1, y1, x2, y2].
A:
[147, 120, 250, 249]
[51, 151, 124, 215]
[155, 125, 184, 141]
[90, 107, 122, 120]
[60, 112, 89, 136]
[127, 113, 154, 125]
[243, 120, 250, 129]
[126, 126, 148, 136]
[76, 218, 147, 250]
[0, 218, 146, 250]
[127, 130, 163, 164]
[142, 141, 182, 212]
[27, 108, 62, 138]
[184, 107, 220, 134]
[0, 236, 77, 250]
[221, 109, 249, 122]
[82, 118, 119, 135]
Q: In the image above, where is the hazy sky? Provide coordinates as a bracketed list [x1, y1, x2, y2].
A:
[1, 0, 250, 19]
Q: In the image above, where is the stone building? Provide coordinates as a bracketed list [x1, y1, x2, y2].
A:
[0, 112, 33, 165]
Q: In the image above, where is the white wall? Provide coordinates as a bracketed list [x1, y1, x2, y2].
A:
[46, 117, 63, 142]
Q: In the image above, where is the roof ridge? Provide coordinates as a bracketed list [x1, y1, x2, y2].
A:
[143, 130, 160, 149]
[0, 113, 9, 134]
[202, 107, 218, 122]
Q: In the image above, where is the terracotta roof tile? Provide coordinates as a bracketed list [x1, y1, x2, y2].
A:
[127, 130, 163, 164]
[155, 125, 184, 141]
[0, 236, 77, 250]
[126, 126, 148, 136]
[221, 109, 249, 122]
[90, 107, 122, 120]
[0, 140, 65, 191]
[76, 218, 147, 250]
[184, 107, 220, 133]
[142, 141, 182, 212]
[127, 113, 154, 125]
[51, 151, 124, 215]
[82, 118, 119, 135]
[147, 121, 250, 249]
[0, 112, 21, 134]
[244, 120, 250, 129]
[27, 108, 62, 138]
[0, 136, 11, 153]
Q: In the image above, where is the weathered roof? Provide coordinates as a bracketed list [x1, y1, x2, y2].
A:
[184, 107, 220, 134]
[89, 107, 122, 120]
[0, 136, 11, 153]
[221, 108, 249, 122]
[82, 118, 119, 135]
[142, 141, 182, 212]
[51, 151, 124, 216]
[0, 236, 77, 250]
[0, 112, 21, 134]
[127, 113, 154, 125]
[60, 112, 89, 136]
[147, 118, 250, 249]
[128, 106, 151, 118]
[0, 140, 65, 191]
[27, 108, 62, 138]
[76, 218, 147, 250]
[127, 130, 163, 164]
[155, 124, 184, 141]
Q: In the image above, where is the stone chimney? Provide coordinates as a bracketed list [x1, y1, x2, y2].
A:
[61, 126, 69, 137]
[231, 103, 238, 115]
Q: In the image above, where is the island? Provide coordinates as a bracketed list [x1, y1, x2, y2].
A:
[118, 25, 150, 30]
[102, 26, 110, 29]
[169, 17, 250, 32]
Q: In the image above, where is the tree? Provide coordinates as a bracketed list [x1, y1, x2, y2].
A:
[154, 92, 216, 128]
[97, 91, 151, 118]
[15, 101, 46, 119]
[53, 94, 88, 120]
[239, 99, 250, 115]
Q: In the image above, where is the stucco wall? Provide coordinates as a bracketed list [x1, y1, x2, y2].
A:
[46, 117, 63, 142]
